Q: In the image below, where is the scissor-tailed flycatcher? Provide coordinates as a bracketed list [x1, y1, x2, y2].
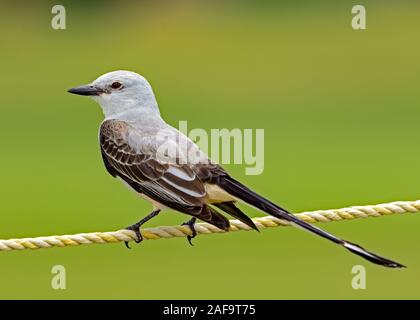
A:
[68, 70, 404, 268]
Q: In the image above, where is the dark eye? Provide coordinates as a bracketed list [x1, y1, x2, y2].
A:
[111, 81, 122, 89]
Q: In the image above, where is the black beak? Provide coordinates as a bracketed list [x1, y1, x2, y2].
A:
[67, 85, 103, 96]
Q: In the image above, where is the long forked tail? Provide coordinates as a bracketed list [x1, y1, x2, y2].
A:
[218, 176, 405, 268]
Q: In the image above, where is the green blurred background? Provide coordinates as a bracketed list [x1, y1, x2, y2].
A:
[0, 1, 419, 299]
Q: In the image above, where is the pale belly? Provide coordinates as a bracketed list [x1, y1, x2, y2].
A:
[204, 183, 237, 203]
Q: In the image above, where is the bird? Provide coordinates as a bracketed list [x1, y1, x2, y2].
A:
[68, 70, 405, 268]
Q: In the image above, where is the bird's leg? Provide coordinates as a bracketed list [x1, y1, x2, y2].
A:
[125, 209, 160, 248]
[181, 217, 197, 246]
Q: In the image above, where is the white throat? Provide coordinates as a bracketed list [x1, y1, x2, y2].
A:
[93, 90, 160, 119]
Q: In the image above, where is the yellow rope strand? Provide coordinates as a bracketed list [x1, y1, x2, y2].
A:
[1, 199, 419, 252]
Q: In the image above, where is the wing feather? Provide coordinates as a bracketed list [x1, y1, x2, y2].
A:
[99, 119, 208, 211]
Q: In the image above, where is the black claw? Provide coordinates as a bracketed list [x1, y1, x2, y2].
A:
[125, 223, 143, 247]
[134, 228, 143, 243]
[182, 217, 197, 246]
[186, 235, 194, 246]
[123, 210, 161, 249]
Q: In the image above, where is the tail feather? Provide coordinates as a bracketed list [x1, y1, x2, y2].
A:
[218, 176, 405, 268]
[343, 241, 404, 268]
[213, 202, 259, 232]
[196, 205, 230, 231]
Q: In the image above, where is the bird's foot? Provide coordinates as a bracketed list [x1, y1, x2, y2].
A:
[124, 222, 143, 249]
[182, 217, 197, 246]
[123, 209, 161, 249]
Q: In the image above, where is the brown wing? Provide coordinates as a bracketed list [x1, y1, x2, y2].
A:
[99, 119, 230, 230]
[100, 119, 207, 208]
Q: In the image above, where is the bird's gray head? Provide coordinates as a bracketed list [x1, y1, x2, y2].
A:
[68, 70, 159, 118]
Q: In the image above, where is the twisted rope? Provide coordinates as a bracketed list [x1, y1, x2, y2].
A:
[1, 199, 419, 252]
